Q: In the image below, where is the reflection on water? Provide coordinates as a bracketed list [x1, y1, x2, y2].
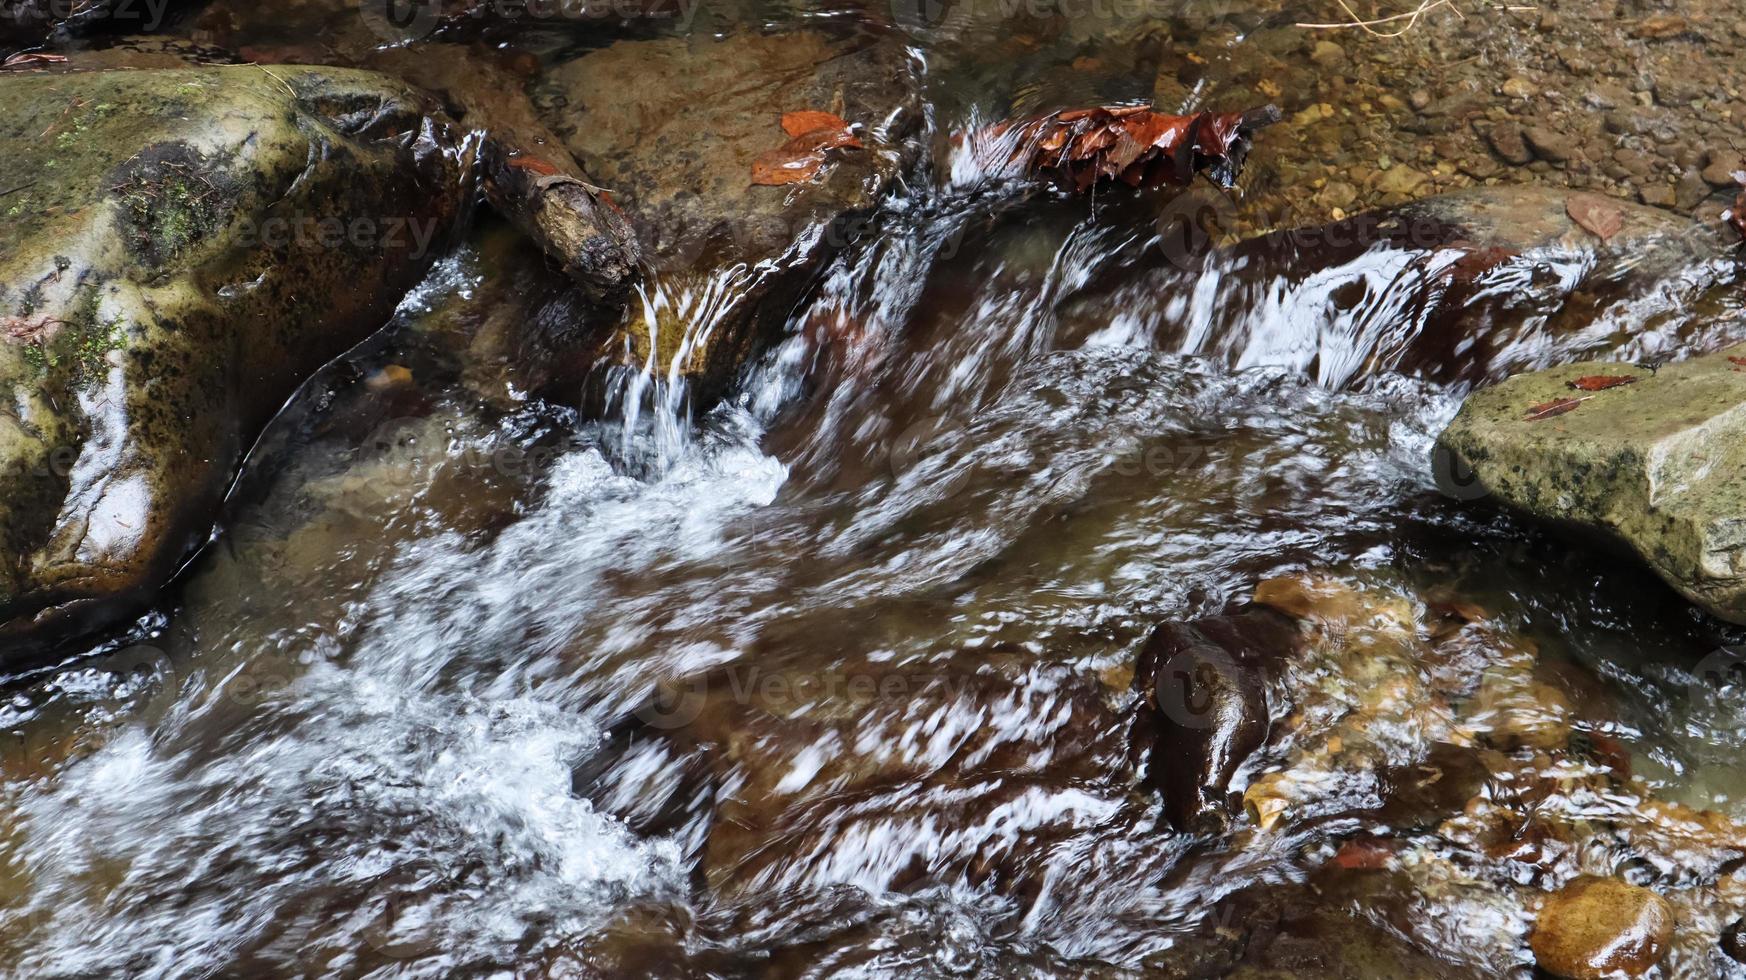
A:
[6, 7, 1746, 979]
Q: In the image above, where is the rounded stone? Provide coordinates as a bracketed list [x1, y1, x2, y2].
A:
[1530, 876, 1675, 979]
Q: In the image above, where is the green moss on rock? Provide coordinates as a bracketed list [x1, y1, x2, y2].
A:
[1438, 345, 1746, 622]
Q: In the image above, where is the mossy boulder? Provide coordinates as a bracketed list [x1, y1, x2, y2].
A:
[538, 31, 920, 398]
[0, 65, 470, 651]
[1438, 343, 1746, 622]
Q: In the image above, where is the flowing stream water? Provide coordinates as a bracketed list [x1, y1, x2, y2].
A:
[6, 8, 1746, 978]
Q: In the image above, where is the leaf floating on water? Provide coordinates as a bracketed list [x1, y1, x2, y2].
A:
[1565, 193, 1624, 241]
[1729, 356, 1746, 367]
[988, 103, 1280, 194]
[1524, 396, 1589, 421]
[780, 110, 851, 138]
[1566, 374, 1639, 391]
[752, 110, 864, 186]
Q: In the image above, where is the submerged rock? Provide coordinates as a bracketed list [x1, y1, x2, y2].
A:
[0, 66, 470, 651]
[1437, 343, 1746, 623]
[1130, 607, 1300, 831]
[539, 31, 920, 398]
[1530, 876, 1675, 979]
[576, 656, 1134, 904]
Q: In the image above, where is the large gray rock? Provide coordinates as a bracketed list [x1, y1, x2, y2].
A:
[0, 65, 471, 651]
[1438, 343, 1746, 622]
[538, 31, 921, 396]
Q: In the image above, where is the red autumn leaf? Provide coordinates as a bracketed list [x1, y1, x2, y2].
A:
[1566, 193, 1624, 241]
[1566, 374, 1639, 391]
[2, 314, 65, 344]
[1330, 837, 1397, 870]
[1729, 356, 1746, 367]
[993, 103, 1279, 194]
[752, 111, 863, 186]
[503, 152, 562, 177]
[1524, 396, 1589, 421]
[781, 110, 851, 138]
[1, 52, 68, 69]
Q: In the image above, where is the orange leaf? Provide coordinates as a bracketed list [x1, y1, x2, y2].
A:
[1566, 374, 1638, 391]
[751, 147, 825, 185]
[781, 110, 851, 138]
[752, 119, 863, 187]
[794, 127, 863, 152]
[1728, 356, 1746, 367]
[1524, 396, 1588, 421]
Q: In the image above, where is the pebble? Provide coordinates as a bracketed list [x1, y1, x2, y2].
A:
[1319, 180, 1358, 209]
[1655, 76, 1708, 107]
[1522, 125, 1577, 164]
[1612, 148, 1654, 178]
[1409, 88, 1432, 111]
[1488, 125, 1534, 165]
[1605, 110, 1651, 135]
[1703, 152, 1745, 187]
[1632, 14, 1689, 39]
[1725, 919, 1746, 964]
[1530, 877, 1674, 979]
[1501, 76, 1536, 99]
[1639, 183, 1677, 207]
[1676, 169, 1712, 209]
[1310, 40, 1346, 69]
[1374, 164, 1427, 196]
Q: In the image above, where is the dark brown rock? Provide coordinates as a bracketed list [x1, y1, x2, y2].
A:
[1522, 124, 1577, 164]
[1131, 608, 1302, 830]
[1488, 125, 1534, 165]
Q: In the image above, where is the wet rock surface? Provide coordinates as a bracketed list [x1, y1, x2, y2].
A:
[537, 30, 921, 393]
[0, 65, 469, 651]
[1438, 342, 1746, 622]
[1131, 607, 1300, 830]
[1531, 876, 1675, 979]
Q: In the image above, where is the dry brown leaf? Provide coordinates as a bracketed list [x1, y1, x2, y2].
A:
[1524, 396, 1589, 421]
[1566, 374, 1638, 391]
[996, 103, 1279, 194]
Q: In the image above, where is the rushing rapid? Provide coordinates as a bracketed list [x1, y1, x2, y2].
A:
[5, 8, 1746, 979]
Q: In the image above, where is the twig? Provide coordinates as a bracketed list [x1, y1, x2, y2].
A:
[253, 63, 297, 100]
[1298, 0, 1535, 36]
